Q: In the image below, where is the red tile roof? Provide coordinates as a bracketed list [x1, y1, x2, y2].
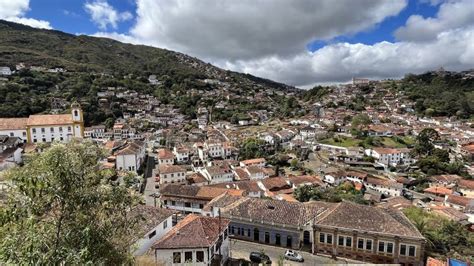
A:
[152, 214, 230, 249]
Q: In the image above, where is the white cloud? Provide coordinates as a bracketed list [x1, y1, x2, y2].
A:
[395, 0, 474, 42]
[226, 26, 474, 86]
[130, 0, 407, 61]
[0, 0, 52, 29]
[84, 0, 133, 30]
[94, 0, 474, 87]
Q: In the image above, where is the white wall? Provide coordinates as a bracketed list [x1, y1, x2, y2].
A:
[116, 154, 138, 172]
[0, 129, 27, 143]
[29, 125, 74, 143]
[133, 215, 173, 256]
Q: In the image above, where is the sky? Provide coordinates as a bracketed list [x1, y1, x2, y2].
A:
[0, 0, 473, 88]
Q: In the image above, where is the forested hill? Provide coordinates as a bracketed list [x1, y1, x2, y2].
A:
[397, 71, 474, 118]
[0, 19, 296, 92]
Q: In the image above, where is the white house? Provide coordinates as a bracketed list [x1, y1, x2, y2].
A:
[130, 206, 175, 256]
[115, 140, 146, 172]
[153, 214, 230, 265]
[239, 158, 266, 167]
[364, 177, 403, 197]
[202, 166, 234, 184]
[158, 148, 175, 165]
[365, 147, 413, 167]
[0, 118, 28, 143]
[0, 67, 12, 76]
[173, 146, 190, 163]
[158, 164, 187, 185]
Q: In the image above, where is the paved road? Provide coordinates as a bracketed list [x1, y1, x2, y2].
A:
[144, 153, 158, 206]
[230, 239, 355, 265]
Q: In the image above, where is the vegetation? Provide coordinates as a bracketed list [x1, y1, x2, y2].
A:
[403, 207, 474, 261]
[398, 72, 474, 118]
[293, 183, 368, 205]
[0, 141, 140, 264]
[238, 138, 270, 160]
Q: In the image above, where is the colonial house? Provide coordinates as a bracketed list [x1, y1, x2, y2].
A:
[245, 166, 268, 180]
[173, 146, 190, 163]
[152, 214, 230, 265]
[159, 184, 244, 214]
[239, 158, 266, 167]
[0, 66, 12, 76]
[84, 125, 106, 139]
[0, 103, 84, 143]
[364, 177, 403, 197]
[313, 201, 425, 265]
[444, 195, 474, 212]
[457, 179, 474, 198]
[158, 164, 187, 185]
[429, 174, 462, 188]
[158, 149, 175, 165]
[114, 140, 146, 172]
[365, 148, 413, 167]
[129, 206, 176, 256]
[201, 165, 234, 184]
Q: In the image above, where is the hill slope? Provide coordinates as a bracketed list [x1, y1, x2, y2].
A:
[0, 19, 296, 92]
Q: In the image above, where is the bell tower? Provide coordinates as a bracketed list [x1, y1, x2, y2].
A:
[71, 102, 83, 122]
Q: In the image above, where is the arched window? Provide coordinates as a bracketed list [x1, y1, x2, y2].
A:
[74, 110, 79, 117]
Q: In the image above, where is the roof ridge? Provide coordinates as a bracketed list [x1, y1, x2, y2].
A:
[316, 201, 343, 223]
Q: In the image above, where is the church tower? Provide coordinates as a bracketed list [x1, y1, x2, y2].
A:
[71, 102, 83, 122]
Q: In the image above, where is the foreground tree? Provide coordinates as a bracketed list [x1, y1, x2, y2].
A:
[0, 141, 140, 265]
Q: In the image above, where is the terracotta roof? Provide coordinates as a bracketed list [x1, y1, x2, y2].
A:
[366, 177, 403, 189]
[153, 214, 230, 249]
[160, 184, 243, 200]
[128, 205, 176, 243]
[378, 196, 412, 210]
[27, 114, 73, 126]
[240, 158, 266, 165]
[157, 148, 174, 160]
[430, 174, 462, 184]
[446, 195, 474, 208]
[424, 186, 453, 196]
[203, 192, 245, 212]
[261, 176, 290, 190]
[426, 257, 446, 266]
[458, 179, 474, 190]
[431, 206, 468, 222]
[209, 180, 262, 193]
[158, 164, 186, 174]
[186, 172, 208, 184]
[233, 167, 250, 180]
[317, 201, 424, 238]
[287, 175, 323, 186]
[0, 118, 28, 130]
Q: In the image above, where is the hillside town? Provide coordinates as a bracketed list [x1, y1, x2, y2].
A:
[1, 63, 473, 265]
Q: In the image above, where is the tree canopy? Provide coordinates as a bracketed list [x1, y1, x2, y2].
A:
[0, 141, 140, 265]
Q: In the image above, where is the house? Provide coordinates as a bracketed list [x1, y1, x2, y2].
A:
[424, 186, 453, 197]
[0, 136, 23, 171]
[115, 140, 146, 172]
[201, 166, 234, 184]
[239, 158, 266, 167]
[245, 166, 268, 180]
[364, 177, 403, 197]
[129, 205, 176, 256]
[429, 175, 462, 188]
[444, 195, 474, 212]
[0, 66, 11, 76]
[158, 164, 187, 185]
[367, 124, 393, 137]
[173, 146, 190, 163]
[158, 149, 175, 165]
[323, 169, 347, 186]
[0, 103, 84, 143]
[457, 179, 474, 198]
[159, 184, 244, 214]
[153, 214, 230, 265]
[365, 148, 413, 167]
[313, 201, 425, 265]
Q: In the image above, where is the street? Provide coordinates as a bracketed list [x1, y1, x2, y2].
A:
[230, 239, 356, 265]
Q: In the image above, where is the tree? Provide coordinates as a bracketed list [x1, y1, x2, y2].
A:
[413, 128, 440, 156]
[0, 141, 140, 265]
[351, 114, 371, 130]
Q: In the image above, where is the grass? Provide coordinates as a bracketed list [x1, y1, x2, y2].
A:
[319, 136, 415, 148]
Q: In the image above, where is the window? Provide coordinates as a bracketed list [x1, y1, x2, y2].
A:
[199, 204, 204, 209]
[32, 128, 36, 133]
[60, 137, 64, 141]
[400, 244, 416, 257]
[400, 244, 407, 256]
[320, 233, 325, 243]
[148, 230, 156, 239]
[264, 232, 270, 243]
[247, 229, 251, 237]
[74, 110, 78, 117]
[366, 239, 373, 251]
[42, 138, 46, 142]
[163, 220, 168, 229]
[327, 234, 333, 244]
[22, 132, 26, 137]
[185, 202, 191, 208]
[50, 127, 54, 132]
[224, 229, 228, 239]
[41, 128, 45, 133]
[409, 246, 415, 257]
[358, 239, 364, 249]
[173, 252, 181, 263]
[196, 251, 204, 262]
[237, 228, 241, 235]
[9, 132, 13, 137]
[338, 235, 352, 247]
[59, 127, 63, 132]
[378, 241, 394, 254]
[379, 241, 385, 252]
[171, 201, 176, 206]
[231, 226, 235, 234]
[387, 242, 393, 254]
[185, 251, 192, 262]
[68, 126, 71, 132]
[33, 139, 37, 143]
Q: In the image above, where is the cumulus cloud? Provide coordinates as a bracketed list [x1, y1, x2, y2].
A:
[94, 0, 474, 87]
[84, 0, 133, 30]
[130, 0, 407, 61]
[227, 26, 474, 86]
[0, 0, 52, 29]
[395, 0, 474, 42]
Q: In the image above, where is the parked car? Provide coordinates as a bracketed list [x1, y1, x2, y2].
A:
[284, 250, 304, 262]
[249, 251, 271, 264]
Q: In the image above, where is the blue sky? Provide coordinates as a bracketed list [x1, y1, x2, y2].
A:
[1, 0, 473, 86]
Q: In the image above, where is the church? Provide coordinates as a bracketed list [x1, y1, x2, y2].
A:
[0, 103, 84, 143]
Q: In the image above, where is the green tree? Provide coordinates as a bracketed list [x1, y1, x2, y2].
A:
[351, 114, 371, 130]
[0, 141, 140, 265]
[413, 128, 440, 156]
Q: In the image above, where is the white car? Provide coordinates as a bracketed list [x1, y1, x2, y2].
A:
[284, 250, 304, 262]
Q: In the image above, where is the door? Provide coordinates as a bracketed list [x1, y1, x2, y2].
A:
[303, 230, 311, 245]
[253, 228, 259, 242]
[275, 234, 281, 246]
[287, 235, 293, 248]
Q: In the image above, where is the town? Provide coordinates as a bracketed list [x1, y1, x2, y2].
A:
[1, 60, 473, 265]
